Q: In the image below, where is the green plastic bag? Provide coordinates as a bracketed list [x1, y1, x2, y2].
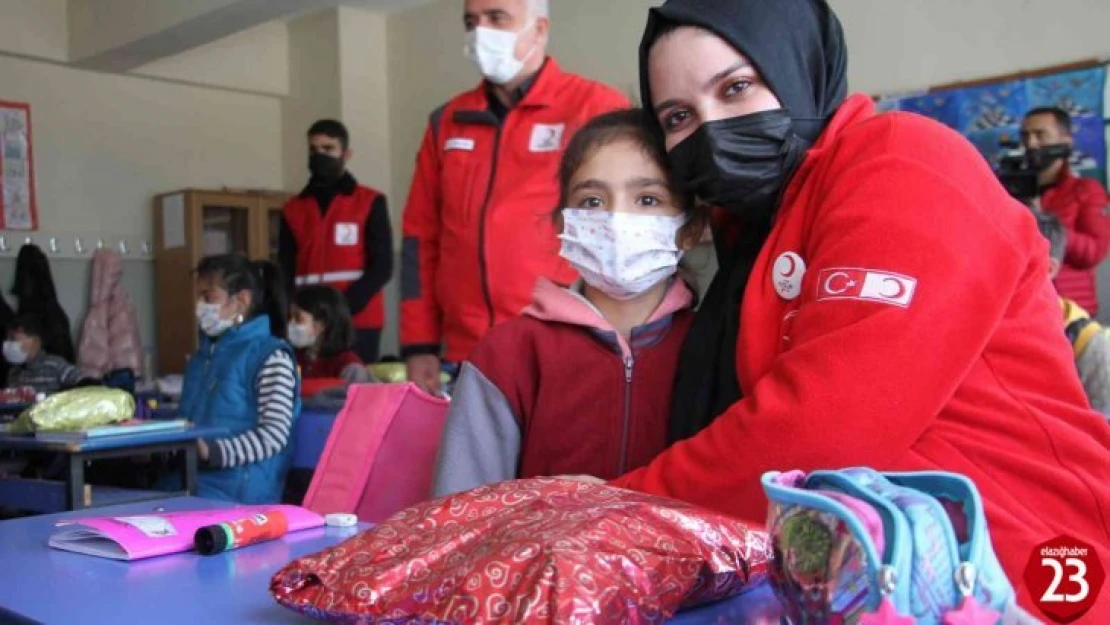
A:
[11, 387, 135, 434]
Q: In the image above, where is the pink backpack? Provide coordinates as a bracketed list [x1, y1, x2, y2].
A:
[302, 383, 450, 523]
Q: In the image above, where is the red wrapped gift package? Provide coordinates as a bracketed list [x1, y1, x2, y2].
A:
[271, 478, 771, 624]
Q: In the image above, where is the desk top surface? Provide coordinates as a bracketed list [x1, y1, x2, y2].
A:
[0, 425, 225, 452]
[0, 497, 780, 625]
[0, 497, 357, 625]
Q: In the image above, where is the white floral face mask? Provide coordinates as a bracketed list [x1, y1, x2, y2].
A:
[558, 209, 687, 300]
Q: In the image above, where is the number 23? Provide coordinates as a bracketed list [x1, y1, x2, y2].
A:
[1041, 557, 1090, 603]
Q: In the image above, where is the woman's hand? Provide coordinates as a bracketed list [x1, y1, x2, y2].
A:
[197, 439, 210, 462]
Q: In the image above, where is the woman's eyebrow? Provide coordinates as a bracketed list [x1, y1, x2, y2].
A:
[702, 60, 752, 91]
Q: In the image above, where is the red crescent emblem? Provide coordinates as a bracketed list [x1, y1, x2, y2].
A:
[881, 277, 906, 299]
[780, 255, 797, 278]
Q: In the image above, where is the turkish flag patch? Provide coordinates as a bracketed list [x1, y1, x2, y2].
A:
[816, 268, 917, 308]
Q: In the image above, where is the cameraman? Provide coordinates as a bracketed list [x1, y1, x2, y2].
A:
[1020, 107, 1110, 314]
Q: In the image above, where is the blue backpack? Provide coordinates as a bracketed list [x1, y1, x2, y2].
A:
[762, 468, 1023, 624]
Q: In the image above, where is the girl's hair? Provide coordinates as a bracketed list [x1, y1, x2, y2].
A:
[293, 285, 354, 357]
[557, 107, 693, 215]
[196, 254, 288, 339]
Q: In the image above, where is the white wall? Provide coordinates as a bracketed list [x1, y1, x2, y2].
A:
[133, 21, 291, 95]
[0, 56, 283, 237]
[0, 53, 284, 363]
[0, 0, 68, 61]
[283, 10, 343, 192]
[66, 0, 239, 61]
[832, 0, 1110, 95]
[338, 7, 393, 198]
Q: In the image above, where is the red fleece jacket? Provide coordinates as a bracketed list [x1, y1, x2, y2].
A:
[1042, 166, 1110, 314]
[610, 95, 1110, 617]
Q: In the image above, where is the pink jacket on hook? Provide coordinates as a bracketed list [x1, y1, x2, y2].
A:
[77, 249, 142, 379]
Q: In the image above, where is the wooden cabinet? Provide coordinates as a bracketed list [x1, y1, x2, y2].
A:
[152, 190, 290, 374]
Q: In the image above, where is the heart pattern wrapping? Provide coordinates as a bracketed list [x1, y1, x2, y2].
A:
[271, 478, 771, 624]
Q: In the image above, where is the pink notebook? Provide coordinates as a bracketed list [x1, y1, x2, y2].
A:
[48, 505, 325, 560]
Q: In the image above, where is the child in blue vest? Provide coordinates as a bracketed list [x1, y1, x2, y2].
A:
[181, 254, 301, 503]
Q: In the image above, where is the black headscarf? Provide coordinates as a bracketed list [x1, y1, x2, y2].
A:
[639, 0, 849, 442]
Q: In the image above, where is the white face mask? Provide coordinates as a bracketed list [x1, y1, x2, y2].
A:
[3, 340, 27, 365]
[196, 302, 234, 338]
[464, 23, 537, 85]
[559, 209, 687, 300]
[288, 322, 317, 349]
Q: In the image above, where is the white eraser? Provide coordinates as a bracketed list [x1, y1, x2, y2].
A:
[325, 513, 358, 528]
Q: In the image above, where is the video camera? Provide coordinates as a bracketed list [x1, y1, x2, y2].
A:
[996, 140, 1071, 201]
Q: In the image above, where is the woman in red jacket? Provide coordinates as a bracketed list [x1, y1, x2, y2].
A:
[608, 0, 1110, 617]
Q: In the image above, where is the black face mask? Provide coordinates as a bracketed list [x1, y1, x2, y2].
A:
[668, 109, 810, 217]
[308, 152, 345, 182]
[1026, 143, 1072, 173]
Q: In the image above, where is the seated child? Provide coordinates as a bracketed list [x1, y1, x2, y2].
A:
[181, 254, 301, 503]
[1035, 211, 1110, 417]
[288, 285, 369, 383]
[5, 315, 81, 394]
[433, 109, 706, 496]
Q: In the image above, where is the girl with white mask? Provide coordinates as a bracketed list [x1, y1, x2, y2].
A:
[175, 255, 302, 503]
[432, 109, 707, 497]
[288, 285, 370, 384]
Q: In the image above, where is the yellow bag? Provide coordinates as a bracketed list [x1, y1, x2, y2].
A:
[12, 387, 135, 433]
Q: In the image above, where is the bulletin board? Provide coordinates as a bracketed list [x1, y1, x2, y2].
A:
[0, 100, 38, 231]
[876, 59, 1110, 186]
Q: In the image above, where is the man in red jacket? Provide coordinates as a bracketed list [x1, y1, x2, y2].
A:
[280, 120, 393, 363]
[400, 0, 629, 393]
[1021, 107, 1110, 314]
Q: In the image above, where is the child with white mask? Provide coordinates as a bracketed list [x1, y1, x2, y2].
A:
[177, 254, 301, 503]
[433, 109, 707, 496]
[288, 285, 370, 384]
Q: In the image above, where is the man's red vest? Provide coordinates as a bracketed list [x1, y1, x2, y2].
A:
[283, 185, 384, 329]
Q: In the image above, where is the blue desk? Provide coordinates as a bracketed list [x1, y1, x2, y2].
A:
[0, 497, 358, 624]
[0, 426, 225, 512]
[0, 496, 782, 625]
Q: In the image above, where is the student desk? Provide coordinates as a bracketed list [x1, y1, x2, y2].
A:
[0, 426, 224, 513]
[0, 496, 784, 625]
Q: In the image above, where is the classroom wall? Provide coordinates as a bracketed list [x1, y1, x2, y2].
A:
[132, 21, 291, 96]
[0, 53, 284, 363]
[0, 0, 69, 61]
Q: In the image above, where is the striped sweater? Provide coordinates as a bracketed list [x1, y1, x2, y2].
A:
[204, 349, 297, 469]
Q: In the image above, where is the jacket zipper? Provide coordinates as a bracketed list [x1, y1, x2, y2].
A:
[475, 122, 503, 329]
[617, 354, 634, 474]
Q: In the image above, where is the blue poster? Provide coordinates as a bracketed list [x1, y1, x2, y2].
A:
[897, 92, 961, 129]
[1027, 67, 1105, 119]
[883, 65, 1108, 184]
[956, 80, 1027, 134]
